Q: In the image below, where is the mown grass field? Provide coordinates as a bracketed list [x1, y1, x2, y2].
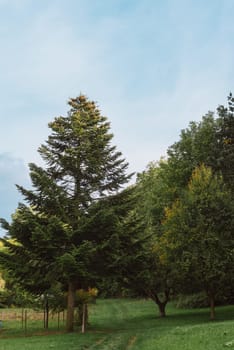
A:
[0, 299, 234, 349]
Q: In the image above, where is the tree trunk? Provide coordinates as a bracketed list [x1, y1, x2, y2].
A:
[149, 290, 170, 317]
[82, 304, 88, 333]
[209, 294, 215, 321]
[44, 299, 49, 329]
[66, 281, 76, 332]
[157, 300, 166, 317]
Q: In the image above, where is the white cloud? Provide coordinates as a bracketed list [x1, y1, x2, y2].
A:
[0, 0, 234, 177]
[0, 0, 233, 232]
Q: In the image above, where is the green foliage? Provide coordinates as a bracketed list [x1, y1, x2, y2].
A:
[0, 288, 35, 308]
[165, 112, 219, 195]
[162, 164, 234, 316]
[164, 94, 234, 198]
[175, 291, 234, 309]
[1, 92, 234, 330]
[175, 292, 210, 309]
[0, 95, 132, 331]
[216, 93, 234, 191]
[122, 162, 180, 316]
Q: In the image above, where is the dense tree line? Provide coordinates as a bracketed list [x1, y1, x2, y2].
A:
[0, 93, 234, 332]
[129, 93, 234, 319]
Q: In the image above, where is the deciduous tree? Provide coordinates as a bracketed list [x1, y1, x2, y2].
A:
[162, 164, 234, 320]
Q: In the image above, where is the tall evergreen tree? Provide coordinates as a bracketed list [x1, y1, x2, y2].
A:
[0, 95, 132, 332]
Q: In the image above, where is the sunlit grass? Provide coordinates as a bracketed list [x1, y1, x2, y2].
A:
[0, 299, 233, 349]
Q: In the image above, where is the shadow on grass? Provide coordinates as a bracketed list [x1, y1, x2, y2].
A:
[89, 303, 234, 335]
[1, 301, 233, 340]
[167, 304, 234, 323]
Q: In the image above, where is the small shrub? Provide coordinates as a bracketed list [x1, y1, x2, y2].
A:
[175, 292, 209, 309]
[175, 290, 234, 309]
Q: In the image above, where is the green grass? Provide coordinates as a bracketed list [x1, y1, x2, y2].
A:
[0, 299, 234, 349]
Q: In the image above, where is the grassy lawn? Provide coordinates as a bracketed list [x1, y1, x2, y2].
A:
[0, 299, 234, 349]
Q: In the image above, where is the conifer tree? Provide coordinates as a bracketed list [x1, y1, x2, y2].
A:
[0, 95, 131, 332]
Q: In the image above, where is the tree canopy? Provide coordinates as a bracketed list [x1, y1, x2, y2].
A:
[0, 95, 132, 331]
[162, 164, 234, 319]
[1, 92, 234, 327]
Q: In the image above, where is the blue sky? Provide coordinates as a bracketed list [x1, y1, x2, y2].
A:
[0, 0, 234, 227]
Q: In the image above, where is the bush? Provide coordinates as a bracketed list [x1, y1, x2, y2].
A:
[175, 292, 209, 309]
[175, 290, 234, 309]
